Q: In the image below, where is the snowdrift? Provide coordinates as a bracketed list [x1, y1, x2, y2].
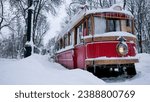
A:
[0, 53, 150, 85]
[0, 54, 104, 85]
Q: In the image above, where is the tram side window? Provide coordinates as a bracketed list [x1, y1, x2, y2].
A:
[59, 39, 62, 49]
[108, 19, 120, 32]
[59, 42, 61, 50]
[87, 18, 92, 35]
[57, 42, 59, 50]
[77, 24, 83, 44]
[59, 40, 61, 49]
[60, 39, 63, 49]
[83, 21, 87, 36]
[55, 43, 57, 51]
[94, 17, 106, 34]
[64, 35, 68, 47]
[69, 31, 74, 45]
[68, 33, 71, 46]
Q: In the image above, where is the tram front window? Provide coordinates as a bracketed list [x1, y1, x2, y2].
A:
[121, 19, 133, 33]
[108, 19, 121, 32]
[108, 19, 133, 33]
[94, 16, 133, 34]
[94, 17, 106, 34]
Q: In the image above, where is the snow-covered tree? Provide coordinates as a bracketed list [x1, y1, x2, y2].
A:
[126, 0, 150, 53]
[0, 0, 63, 58]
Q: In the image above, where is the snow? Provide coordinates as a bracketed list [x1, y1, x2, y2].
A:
[25, 41, 34, 47]
[86, 7, 133, 17]
[94, 31, 136, 38]
[0, 53, 150, 85]
[56, 45, 74, 53]
[0, 54, 103, 85]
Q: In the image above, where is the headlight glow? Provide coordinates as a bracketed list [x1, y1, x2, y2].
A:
[117, 43, 128, 56]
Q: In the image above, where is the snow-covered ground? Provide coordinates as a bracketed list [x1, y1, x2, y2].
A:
[0, 53, 150, 85]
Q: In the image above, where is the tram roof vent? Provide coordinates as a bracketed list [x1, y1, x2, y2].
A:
[111, 5, 123, 11]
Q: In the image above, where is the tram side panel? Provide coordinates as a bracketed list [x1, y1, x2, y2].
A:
[74, 44, 86, 69]
[64, 50, 74, 68]
[56, 49, 74, 69]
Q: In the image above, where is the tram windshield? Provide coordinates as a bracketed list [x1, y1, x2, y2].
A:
[94, 16, 133, 35]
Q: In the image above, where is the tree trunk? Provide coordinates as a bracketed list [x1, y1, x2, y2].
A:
[0, 0, 4, 30]
[24, 0, 33, 57]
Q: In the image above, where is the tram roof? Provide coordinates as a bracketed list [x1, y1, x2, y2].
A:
[56, 5, 133, 41]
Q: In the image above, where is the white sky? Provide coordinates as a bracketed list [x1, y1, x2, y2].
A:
[44, 0, 71, 44]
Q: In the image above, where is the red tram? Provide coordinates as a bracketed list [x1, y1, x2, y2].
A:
[53, 5, 139, 77]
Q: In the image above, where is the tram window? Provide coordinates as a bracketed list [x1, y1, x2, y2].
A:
[77, 24, 83, 44]
[59, 42, 61, 50]
[71, 31, 74, 45]
[60, 39, 63, 49]
[94, 17, 106, 34]
[56, 43, 59, 51]
[126, 19, 132, 27]
[69, 31, 73, 46]
[57, 43, 59, 50]
[64, 35, 68, 47]
[108, 19, 120, 32]
[87, 18, 92, 35]
[121, 19, 132, 33]
[79, 24, 83, 35]
[61, 38, 64, 48]
[57, 42, 59, 50]
[68, 33, 71, 46]
[59, 41, 61, 49]
[83, 21, 87, 36]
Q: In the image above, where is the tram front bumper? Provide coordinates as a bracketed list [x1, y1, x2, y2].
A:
[85, 57, 139, 66]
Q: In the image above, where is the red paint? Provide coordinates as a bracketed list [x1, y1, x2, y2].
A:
[74, 44, 86, 69]
[86, 42, 136, 58]
[56, 41, 136, 69]
[56, 49, 74, 69]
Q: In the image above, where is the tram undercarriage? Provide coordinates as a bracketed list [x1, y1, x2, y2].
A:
[87, 62, 137, 78]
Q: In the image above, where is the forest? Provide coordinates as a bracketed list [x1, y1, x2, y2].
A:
[0, 0, 150, 59]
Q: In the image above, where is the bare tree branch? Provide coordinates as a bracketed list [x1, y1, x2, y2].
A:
[0, 0, 4, 30]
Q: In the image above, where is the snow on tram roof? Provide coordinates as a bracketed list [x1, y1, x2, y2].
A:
[86, 8, 133, 17]
[56, 5, 133, 41]
[85, 4, 133, 17]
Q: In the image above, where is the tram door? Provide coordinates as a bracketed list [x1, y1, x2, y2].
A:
[74, 23, 86, 69]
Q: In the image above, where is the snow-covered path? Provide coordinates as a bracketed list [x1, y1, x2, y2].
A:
[0, 53, 150, 85]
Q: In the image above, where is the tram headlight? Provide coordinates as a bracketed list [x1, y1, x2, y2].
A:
[117, 43, 128, 56]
